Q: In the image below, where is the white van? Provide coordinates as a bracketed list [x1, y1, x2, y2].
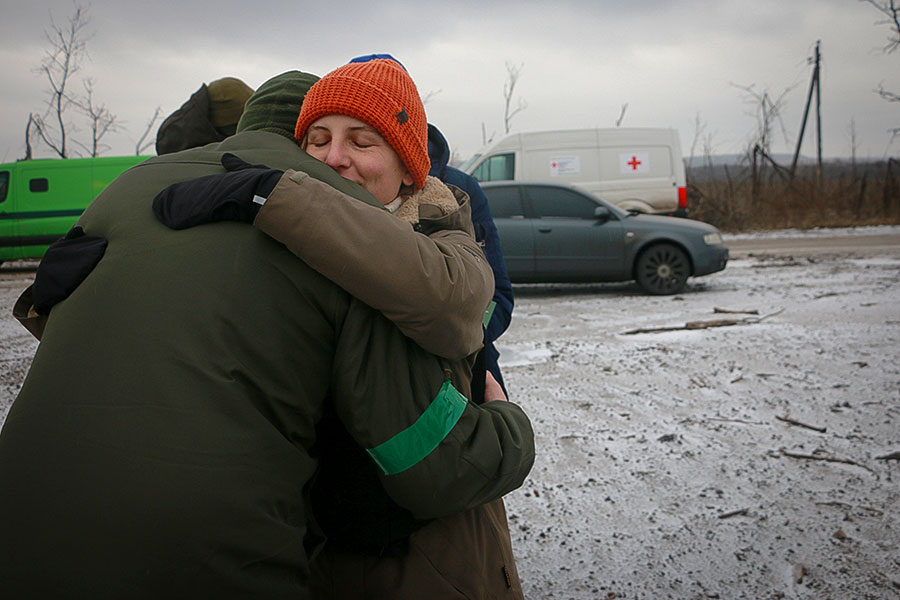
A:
[462, 128, 687, 216]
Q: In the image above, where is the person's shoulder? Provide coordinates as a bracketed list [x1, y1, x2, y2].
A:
[438, 165, 479, 194]
[143, 131, 306, 171]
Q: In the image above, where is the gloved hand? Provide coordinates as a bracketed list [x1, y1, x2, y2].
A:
[32, 226, 108, 315]
[152, 153, 284, 230]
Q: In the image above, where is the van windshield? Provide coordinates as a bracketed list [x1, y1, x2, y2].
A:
[459, 153, 481, 173]
[471, 153, 514, 182]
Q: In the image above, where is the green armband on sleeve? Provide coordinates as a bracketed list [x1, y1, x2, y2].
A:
[483, 301, 496, 329]
[366, 379, 468, 476]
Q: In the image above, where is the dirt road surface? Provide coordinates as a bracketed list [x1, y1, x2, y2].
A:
[726, 230, 900, 258]
[2, 226, 899, 599]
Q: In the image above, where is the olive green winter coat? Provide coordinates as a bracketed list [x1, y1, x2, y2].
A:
[0, 75, 533, 599]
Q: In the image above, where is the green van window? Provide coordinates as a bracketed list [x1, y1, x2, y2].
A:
[29, 178, 49, 193]
[0, 171, 8, 203]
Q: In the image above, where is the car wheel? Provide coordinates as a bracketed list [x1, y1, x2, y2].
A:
[635, 243, 690, 295]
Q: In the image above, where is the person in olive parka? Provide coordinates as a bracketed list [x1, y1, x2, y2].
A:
[0, 71, 534, 600]
[155, 57, 530, 600]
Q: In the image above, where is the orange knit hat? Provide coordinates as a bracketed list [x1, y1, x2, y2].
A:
[294, 59, 429, 190]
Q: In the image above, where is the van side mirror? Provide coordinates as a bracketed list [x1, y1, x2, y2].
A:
[594, 206, 611, 220]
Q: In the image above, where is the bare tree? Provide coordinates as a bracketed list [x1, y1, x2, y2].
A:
[503, 61, 527, 134]
[134, 107, 163, 155]
[24, 114, 35, 160]
[863, 0, 900, 53]
[481, 122, 495, 146]
[731, 82, 793, 157]
[701, 127, 719, 177]
[732, 82, 796, 200]
[879, 85, 900, 139]
[421, 89, 442, 106]
[688, 112, 707, 170]
[877, 84, 900, 102]
[615, 103, 628, 127]
[74, 78, 118, 157]
[864, 1, 900, 138]
[31, 3, 92, 158]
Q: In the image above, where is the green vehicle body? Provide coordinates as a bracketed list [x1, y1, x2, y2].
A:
[0, 155, 150, 263]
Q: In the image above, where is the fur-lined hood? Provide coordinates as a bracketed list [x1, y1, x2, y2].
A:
[393, 175, 465, 225]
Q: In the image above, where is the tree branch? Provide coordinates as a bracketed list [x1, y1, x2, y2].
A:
[30, 3, 92, 158]
[864, 0, 900, 53]
[503, 61, 526, 134]
[135, 107, 163, 155]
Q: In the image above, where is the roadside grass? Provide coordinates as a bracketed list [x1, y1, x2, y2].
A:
[687, 158, 900, 232]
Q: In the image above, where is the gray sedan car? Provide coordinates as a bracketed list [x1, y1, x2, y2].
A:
[481, 182, 728, 294]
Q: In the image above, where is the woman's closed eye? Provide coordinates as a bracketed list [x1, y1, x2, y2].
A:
[351, 132, 383, 149]
[307, 134, 331, 148]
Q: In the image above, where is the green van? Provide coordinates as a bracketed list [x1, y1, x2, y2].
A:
[0, 156, 149, 263]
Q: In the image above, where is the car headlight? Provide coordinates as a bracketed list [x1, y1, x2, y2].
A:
[703, 232, 723, 245]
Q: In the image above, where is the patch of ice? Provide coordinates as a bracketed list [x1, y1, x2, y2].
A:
[496, 344, 554, 367]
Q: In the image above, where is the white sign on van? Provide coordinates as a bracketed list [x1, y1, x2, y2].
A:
[549, 156, 581, 177]
[619, 152, 649, 174]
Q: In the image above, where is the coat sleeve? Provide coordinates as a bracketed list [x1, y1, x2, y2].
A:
[254, 171, 494, 360]
[13, 285, 46, 341]
[11, 229, 108, 341]
[378, 399, 534, 519]
[331, 299, 535, 520]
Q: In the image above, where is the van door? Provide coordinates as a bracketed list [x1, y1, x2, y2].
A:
[522, 185, 624, 281]
[0, 167, 18, 260]
[482, 184, 534, 281]
[16, 162, 90, 254]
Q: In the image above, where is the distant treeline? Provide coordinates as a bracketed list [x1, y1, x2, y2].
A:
[686, 158, 900, 232]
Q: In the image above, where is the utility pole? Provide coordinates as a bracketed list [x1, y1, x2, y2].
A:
[791, 40, 823, 193]
[814, 41, 822, 193]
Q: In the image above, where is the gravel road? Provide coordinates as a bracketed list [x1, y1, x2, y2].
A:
[726, 230, 900, 258]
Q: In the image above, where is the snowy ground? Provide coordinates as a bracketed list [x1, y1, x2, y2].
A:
[497, 229, 900, 599]
[2, 228, 899, 599]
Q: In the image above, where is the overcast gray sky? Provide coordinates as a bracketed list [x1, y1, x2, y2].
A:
[3, 0, 899, 164]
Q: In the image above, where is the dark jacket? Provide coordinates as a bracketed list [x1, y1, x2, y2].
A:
[0, 84, 533, 599]
[428, 124, 514, 392]
[155, 78, 253, 155]
[155, 84, 225, 154]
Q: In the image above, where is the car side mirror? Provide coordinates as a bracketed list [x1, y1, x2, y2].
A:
[594, 206, 611, 220]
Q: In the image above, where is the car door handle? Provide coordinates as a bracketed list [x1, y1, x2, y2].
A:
[537, 227, 552, 233]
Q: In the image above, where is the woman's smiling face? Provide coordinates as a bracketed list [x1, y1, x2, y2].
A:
[303, 114, 414, 205]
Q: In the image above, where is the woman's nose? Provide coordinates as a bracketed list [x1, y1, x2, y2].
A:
[324, 143, 350, 170]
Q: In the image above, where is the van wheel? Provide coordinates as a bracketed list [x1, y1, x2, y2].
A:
[635, 243, 690, 295]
